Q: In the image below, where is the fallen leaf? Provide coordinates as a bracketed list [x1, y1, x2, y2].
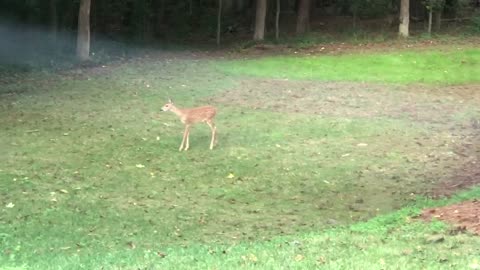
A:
[295, 254, 305, 261]
[248, 254, 258, 262]
[227, 173, 235, 179]
[317, 256, 327, 264]
[5, 202, 14, 208]
[136, 164, 145, 168]
[59, 189, 68, 194]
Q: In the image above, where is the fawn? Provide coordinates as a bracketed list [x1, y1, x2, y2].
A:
[161, 99, 217, 151]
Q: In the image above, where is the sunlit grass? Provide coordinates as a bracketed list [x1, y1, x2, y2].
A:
[218, 49, 480, 84]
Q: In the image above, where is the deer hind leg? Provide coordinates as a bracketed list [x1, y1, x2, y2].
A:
[179, 125, 190, 151]
[206, 120, 216, 150]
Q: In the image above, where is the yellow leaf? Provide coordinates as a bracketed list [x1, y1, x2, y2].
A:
[227, 173, 235, 179]
[295, 254, 305, 261]
[248, 254, 258, 262]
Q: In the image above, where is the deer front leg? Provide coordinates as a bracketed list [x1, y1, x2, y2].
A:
[179, 125, 190, 151]
[206, 121, 216, 150]
[185, 126, 191, 151]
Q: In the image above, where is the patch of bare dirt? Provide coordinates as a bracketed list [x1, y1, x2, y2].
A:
[224, 37, 480, 59]
[211, 79, 480, 197]
[430, 139, 480, 198]
[211, 79, 480, 124]
[420, 200, 480, 235]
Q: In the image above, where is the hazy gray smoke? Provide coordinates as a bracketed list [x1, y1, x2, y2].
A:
[0, 20, 77, 69]
[0, 20, 138, 70]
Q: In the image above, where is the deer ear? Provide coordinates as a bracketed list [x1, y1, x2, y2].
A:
[168, 98, 173, 103]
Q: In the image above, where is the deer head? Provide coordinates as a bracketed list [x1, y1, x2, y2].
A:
[161, 99, 174, 112]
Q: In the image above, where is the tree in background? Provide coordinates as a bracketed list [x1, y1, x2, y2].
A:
[275, 0, 280, 40]
[253, 0, 267, 41]
[296, 0, 311, 35]
[423, 0, 445, 33]
[76, 0, 91, 61]
[399, 0, 410, 37]
[217, 0, 222, 45]
[49, 0, 57, 44]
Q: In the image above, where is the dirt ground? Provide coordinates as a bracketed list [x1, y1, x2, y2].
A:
[210, 77, 480, 233]
[421, 200, 480, 235]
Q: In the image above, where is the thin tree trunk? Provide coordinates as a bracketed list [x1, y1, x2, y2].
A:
[217, 0, 222, 46]
[223, 0, 234, 14]
[428, 8, 432, 34]
[253, 0, 267, 41]
[296, 0, 310, 35]
[235, 0, 247, 13]
[353, 10, 357, 29]
[399, 0, 410, 37]
[434, 10, 442, 31]
[50, 0, 57, 44]
[275, 0, 280, 40]
[156, 0, 166, 36]
[76, 0, 91, 61]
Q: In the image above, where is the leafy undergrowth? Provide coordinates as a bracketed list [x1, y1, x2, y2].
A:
[0, 47, 479, 269]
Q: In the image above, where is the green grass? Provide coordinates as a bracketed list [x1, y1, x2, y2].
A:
[218, 49, 480, 84]
[2, 188, 480, 269]
[1, 48, 479, 269]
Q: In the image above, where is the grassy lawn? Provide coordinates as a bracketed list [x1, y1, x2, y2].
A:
[218, 49, 480, 84]
[1, 48, 479, 269]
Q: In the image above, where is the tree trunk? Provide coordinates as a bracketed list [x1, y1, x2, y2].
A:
[156, 0, 166, 37]
[427, 8, 432, 34]
[253, 0, 267, 41]
[217, 0, 222, 46]
[275, 0, 280, 40]
[296, 0, 310, 35]
[223, 0, 235, 14]
[50, 0, 57, 44]
[434, 10, 442, 31]
[144, 4, 154, 42]
[398, 0, 410, 37]
[76, 0, 91, 61]
[235, 0, 247, 13]
[353, 10, 357, 29]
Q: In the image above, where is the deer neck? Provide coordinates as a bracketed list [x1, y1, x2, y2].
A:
[169, 105, 185, 118]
